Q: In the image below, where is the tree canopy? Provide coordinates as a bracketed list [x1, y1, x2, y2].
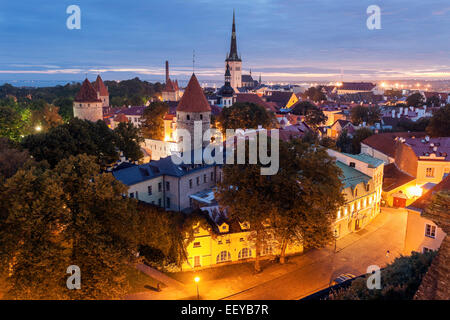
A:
[406, 92, 425, 107]
[21, 118, 142, 168]
[304, 86, 326, 102]
[218, 102, 275, 134]
[426, 104, 450, 137]
[140, 101, 169, 140]
[350, 105, 381, 126]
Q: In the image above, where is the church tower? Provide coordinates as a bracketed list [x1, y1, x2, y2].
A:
[73, 78, 103, 122]
[225, 10, 242, 90]
[176, 73, 211, 151]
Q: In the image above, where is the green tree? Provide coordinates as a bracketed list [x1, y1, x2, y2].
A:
[406, 92, 425, 107]
[0, 138, 33, 183]
[329, 251, 436, 300]
[272, 140, 345, 263]
[304, 87, 326, 102]
[291, 101, 317, 116]
[351, 128, 373, 154]
[350, 105, 380, 126]
[52, 97, 74, 121]
[320, 136, 337, 150]
[141, 101, 169, 140]
[426, 105, 450, 137]
[218, 102, 275, 133]
[216, 139, 279, 272]
[305, 106, 327, 129]
[336, 129, 353, 153]
[0, 105, 23, 141]
[114, 122, 144, 161]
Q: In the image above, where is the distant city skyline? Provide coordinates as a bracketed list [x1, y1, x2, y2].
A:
[1, 0, 449, 82]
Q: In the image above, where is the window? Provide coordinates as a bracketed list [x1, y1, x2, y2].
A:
[135, 191, 139, 200]
[196, 177, 200, 186]
[216, 251, 231, 263]
[366, 184, 370, 192]
[158, 198, 161, 207]
[200, 114, 203, 120]
[355, 188, 358, 197]
[189, 179, 193, 189]
[240, 238, 244, 242]
[193, 242, 201, 248]
[337, 210, 341, 219]
[211, 172, 214, 181]
[426, 168, 434, 177]
[238, 248, 252, 259]
[194, 256, 201, 267]
[218, 240, 223, 245]
[158, 182, 162, 192]
[349, 162, 356, 168]
[148, 186, 152, 195]
[204, 174, 207, 183]
[166, 181, 170, 191]
[423, 247, 433, 253]
[166, 197, 170, 208]
[129, 192, 134, 198]
[187, 114, 190, 120]
[226, 239, 231, 244]
[425, 224, 436, 238]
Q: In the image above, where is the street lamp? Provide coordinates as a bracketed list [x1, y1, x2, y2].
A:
[334, 229, 338, 253]
[194, 276, 200, 300]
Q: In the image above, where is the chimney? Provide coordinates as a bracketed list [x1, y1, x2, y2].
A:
[165, 60, 169, 83]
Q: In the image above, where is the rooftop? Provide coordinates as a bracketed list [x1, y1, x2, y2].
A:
[336, 160, 371, 189]
[341, 152, 384, 168]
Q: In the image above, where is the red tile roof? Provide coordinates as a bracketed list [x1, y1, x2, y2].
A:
[236, 93, 276, 112]
[362, 132, 427, 158]
[164, 79, 177, 92]
[94, 75, 109, 96]
[75, 79, 102, 103]
[176, 74, 211, 113]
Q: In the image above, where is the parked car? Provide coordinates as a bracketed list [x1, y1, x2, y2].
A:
[331, 273, 356, 286]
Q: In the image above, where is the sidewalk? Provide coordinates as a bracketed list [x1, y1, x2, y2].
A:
[125, 208, 407, 300]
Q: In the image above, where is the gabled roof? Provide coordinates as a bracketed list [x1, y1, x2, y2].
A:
[235, 93, 276, 112]
[164, 79, 177, 92]
[335, 161, 371, 189]
[382, 163, 415, 192]
[94, 75, 109, 96]
[362, 132, 427, 158]
[176, 74, 211, 113]
[263, 91, 295, 108]
[75, 79, 102, 103]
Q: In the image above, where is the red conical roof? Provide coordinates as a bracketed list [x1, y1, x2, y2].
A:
[94, 75, 109, 96]
[164, 79, 176, 92]
[75, 79, 102, 103]
[177, 74, 211, 113]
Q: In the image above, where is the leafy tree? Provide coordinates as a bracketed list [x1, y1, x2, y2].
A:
[350, 105, 380, 126]
[52, 97, 74, 121]
[0, 138, 33, 183]
[396, 117, 430, 132]
[304, 87, 326, 102]
[406, 92, 425, 107]
[218, 102, 275, 134]
[426, 104, 450, 137]
[329, 251, 436, 300]
[114, 122, 144, 161]
[336, 129, 353, 153]
[272, 140, 345, 263]
[0, 154, 141, 299]
[216, 139, 279, 272]
[351, 128, 373, 154]
[0, 105, 23, 141]
[291, 101, 317, 116]
[22, 118, 119, 168]
[426, 95, 441, 108]
[305, 106, 327, 129]
[320, 136, 337, 150]
[141, 101, 169, 140]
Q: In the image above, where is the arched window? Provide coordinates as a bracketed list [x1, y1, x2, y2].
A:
[200, 114, 203, 120]
[187, 114, 190, 120]
[238, 248, 252, 259]
[216, 251, 231, 263]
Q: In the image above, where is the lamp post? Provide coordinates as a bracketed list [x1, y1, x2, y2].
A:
[334, 229, 338, 253]
[194, 276, 200, 300]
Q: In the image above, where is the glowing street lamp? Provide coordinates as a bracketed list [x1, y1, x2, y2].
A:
[194, 276, 200, 300]
[35, 125, 42, 132]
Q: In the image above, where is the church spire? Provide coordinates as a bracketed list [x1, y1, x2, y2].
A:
[226, 10, 241, 62]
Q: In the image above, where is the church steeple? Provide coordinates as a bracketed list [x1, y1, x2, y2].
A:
[225, 63, 231, 84]
[226, 10, 241, 62]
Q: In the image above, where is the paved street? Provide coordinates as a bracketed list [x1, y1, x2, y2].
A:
[127, 208, 408, 300]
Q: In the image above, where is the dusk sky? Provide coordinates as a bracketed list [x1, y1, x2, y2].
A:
[1, 0, 449, 83]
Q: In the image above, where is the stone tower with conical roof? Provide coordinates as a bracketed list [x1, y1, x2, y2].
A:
[94, 75, 109, 107]
[73, 78, 103, 122]
[225, 10, 242, 90]
[176, 73, 211, 151]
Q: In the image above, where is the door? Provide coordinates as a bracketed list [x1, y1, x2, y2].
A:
[194, 256, 201, 268]
[393, 197, 406, 208]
